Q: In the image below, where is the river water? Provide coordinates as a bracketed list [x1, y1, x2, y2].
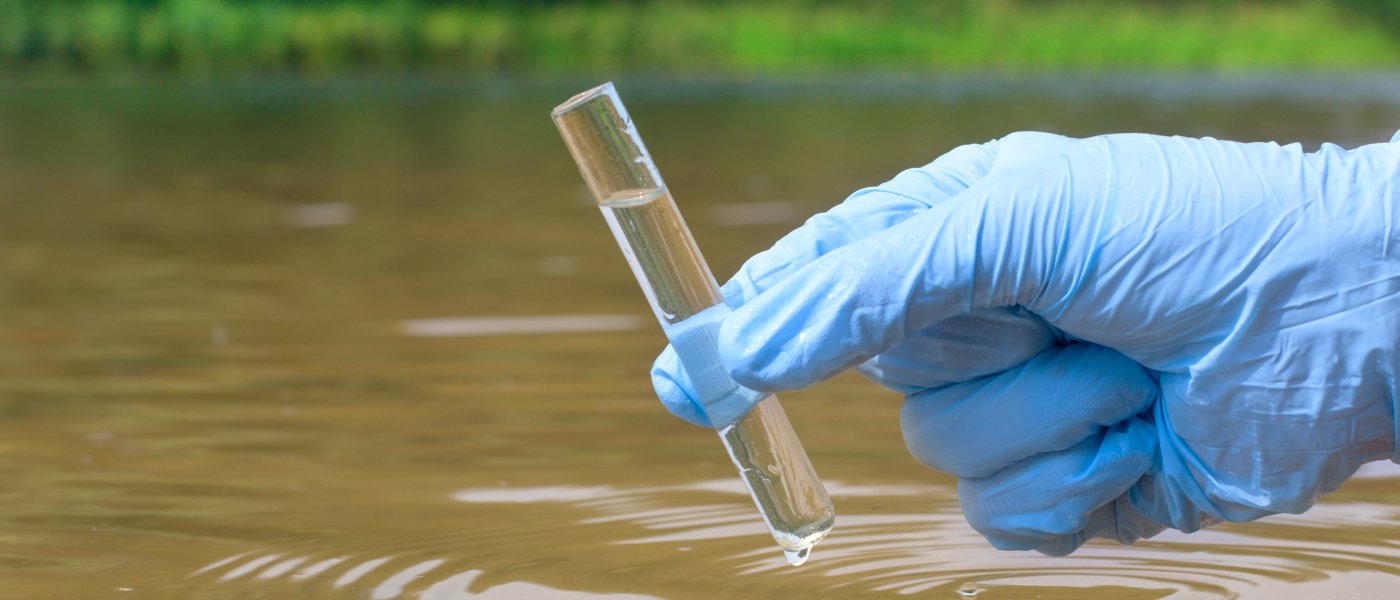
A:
[2, 75, 1399, 599]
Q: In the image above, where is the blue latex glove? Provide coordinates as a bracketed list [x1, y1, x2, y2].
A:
[652, 140, 1061, 427]
[652, 129, 1400, 555]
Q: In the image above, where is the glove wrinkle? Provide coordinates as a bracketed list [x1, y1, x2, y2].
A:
[858, 307, 1055, 394]
[959, 417, 1158, 555]
[651, 131, 1400, 555]
[902, 343, 1155, 479]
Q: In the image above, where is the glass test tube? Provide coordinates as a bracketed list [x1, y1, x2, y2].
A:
[552, 83, 834, 566]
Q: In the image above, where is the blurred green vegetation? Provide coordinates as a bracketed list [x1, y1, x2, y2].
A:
[2, 0, 1400, 76]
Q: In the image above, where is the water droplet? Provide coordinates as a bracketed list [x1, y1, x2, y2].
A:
[783, 546, 810, 566]
[957, 581, 981, 597]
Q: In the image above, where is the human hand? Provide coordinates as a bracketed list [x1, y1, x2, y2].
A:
[652, 138, 1062, 427]
[652, 130, 1400, 554]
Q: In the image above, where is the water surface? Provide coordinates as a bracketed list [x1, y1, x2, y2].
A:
[2, 75, 1400, 599]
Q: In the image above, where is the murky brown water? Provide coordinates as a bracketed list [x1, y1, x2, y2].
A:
[2, 76, 1400, 599]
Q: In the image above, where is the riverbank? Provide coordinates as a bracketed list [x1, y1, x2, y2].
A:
[2, 1, 1399, 76]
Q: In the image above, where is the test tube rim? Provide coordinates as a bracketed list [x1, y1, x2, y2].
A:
[550, 81, 617, 119]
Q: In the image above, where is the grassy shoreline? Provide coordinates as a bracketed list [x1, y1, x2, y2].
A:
[2, 1, 1399, 76]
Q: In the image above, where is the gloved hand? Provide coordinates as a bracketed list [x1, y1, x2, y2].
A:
[651, 129, 1400, 555]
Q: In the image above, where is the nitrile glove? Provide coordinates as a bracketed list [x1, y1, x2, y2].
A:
[651, 129, 1400, 555]
[652, 139, 1061, 427]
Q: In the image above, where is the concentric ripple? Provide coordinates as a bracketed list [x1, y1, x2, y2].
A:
[187, 466, 1400, 598]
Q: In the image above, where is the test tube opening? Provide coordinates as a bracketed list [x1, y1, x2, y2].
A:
[551, 81, 663, 204]
[549, 82, 616, 120]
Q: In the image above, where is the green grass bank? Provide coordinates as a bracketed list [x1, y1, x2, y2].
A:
[3, 1, 1400, 76]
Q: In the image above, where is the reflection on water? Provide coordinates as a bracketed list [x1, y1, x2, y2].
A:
[399, 315, 644, 337]
[201, 556, 663, 599]
[186, 476, 1400, 598]
[291, 202, 358, 228]
[703, 201, 803, 227]
[2, 76, 1400, 598]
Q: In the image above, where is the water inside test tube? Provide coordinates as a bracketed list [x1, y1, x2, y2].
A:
[599, 187, 835, 562]
[721, 395, 833, 560]
[598, 187, 714, 325]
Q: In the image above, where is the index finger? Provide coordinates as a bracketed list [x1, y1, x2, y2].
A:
[720, 139, 1002, 305]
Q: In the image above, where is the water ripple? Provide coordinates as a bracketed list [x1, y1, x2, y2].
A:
[186, 479, 1400, 598]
